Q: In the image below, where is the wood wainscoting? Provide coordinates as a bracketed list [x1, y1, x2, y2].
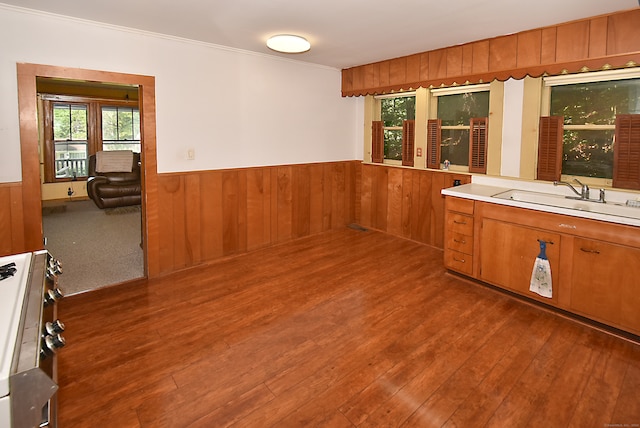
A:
[2, 160, 470, 275]
[359, 164, 470, 249]
[154, 161, 359, 275]
[0, 182, 26, 256]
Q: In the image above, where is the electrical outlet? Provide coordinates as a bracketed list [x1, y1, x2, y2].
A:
[67, 187, 74, 197]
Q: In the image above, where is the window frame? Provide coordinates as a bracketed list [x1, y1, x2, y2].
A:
[429, 83, 491, 172]
[374, 92, 416, 166]
[540, 68, 640, 188]
[41, 94, 139, 183]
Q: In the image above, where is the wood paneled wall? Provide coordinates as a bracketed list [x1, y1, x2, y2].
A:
[155, 161, 359, 275]
[342, 8, 640, 96]
[358, 164, 470, 249]
[1, 161, 471, 273]
[0, 182, 26, 256]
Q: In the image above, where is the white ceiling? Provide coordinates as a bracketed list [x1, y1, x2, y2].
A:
[4, 0, 638, 69]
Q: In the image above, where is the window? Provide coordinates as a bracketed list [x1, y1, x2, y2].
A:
[540, 70, 640, 189]
[427, 85, 490, 172]
[372, 93, 415, 166]
[52, 103, 89, 179]
[102, 106, 141, 153]
[42, 95, 140, 183]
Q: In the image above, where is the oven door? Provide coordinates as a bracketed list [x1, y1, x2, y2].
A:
[10, 368, 58, 428]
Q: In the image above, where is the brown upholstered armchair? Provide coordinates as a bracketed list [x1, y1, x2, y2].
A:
[87, 152, 141, 209]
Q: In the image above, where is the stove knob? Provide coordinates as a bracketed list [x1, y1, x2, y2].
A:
[44, 288, 64, 305]
[43, 334, 66, 354]
[45, 319, 65, 335]
[48, 258, 63, 275]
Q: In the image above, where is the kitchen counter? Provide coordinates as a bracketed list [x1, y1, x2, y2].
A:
[441, 177, 640, 228]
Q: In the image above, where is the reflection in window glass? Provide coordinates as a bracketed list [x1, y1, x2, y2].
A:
[53, 103, 88, 178]
[380, 96, 415, 161]
[441, 129, 470, 166]
[437, 91, 489, 167]
[550, 78, 640, 178]
[102, 106, 141, 152]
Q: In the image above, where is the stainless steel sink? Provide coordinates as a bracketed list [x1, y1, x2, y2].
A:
[491, 189, 640, 220]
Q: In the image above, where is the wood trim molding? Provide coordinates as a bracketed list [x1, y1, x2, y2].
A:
[342, 8, 640, 96]
[16, 63, 159, 277]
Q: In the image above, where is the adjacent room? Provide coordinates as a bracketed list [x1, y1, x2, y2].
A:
[0, 1, 639, 427]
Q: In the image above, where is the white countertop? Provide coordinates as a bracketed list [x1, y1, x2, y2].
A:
[441, 177, 640, 228]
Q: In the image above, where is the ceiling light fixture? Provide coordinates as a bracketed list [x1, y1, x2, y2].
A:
[266, 34, 310, 54]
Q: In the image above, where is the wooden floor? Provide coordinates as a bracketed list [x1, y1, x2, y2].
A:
[57, 228, 640, 427]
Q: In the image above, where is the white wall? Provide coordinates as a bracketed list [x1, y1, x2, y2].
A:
[501, 78, 525, 178]
[0, 5, 359, 182]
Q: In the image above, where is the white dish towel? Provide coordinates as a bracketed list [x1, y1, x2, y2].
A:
[530, 240, 552, 298]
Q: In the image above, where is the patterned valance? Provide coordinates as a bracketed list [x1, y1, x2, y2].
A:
[342, 8, 640, 97]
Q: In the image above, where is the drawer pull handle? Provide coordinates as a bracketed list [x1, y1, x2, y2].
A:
[559, 223, 577, 229]
[453, 257, 466, 263]
[580, 248, 600, 254]
[454, 238, 466, 244]
[453, 220, 467, 225]
[537, 239, 554, 245]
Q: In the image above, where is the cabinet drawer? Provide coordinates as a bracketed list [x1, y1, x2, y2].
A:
[447, 231, 473, 255]
[446, 213, 474, 236]
[445, 250, 473, 276]
[446, 197, 474, 215]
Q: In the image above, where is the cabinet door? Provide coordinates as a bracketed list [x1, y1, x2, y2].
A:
[570, 238, 640, 334]
[480, 219, 561, 303]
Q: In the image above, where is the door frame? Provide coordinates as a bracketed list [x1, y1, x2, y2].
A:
[17, 63, 161, 278]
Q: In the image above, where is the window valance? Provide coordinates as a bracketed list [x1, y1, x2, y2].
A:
[341, 8, 640, 97]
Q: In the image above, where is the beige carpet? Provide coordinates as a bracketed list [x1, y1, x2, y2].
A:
[42, 200, 144, 295]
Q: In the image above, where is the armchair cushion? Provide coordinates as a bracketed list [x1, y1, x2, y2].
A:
[87, 151, 141, 209]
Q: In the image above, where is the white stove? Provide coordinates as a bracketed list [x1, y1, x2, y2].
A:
[0, 251, 65, 428]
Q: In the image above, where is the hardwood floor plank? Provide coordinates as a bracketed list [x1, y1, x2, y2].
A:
[441, 307, 558, 427]
[483, 321, 584, 427]
[355, 297, 514, 426]
[56, 228, 640, 427]
[567, 335, 632, 427]
[400, 301, 532, 427]
[611, 359, 640, 425]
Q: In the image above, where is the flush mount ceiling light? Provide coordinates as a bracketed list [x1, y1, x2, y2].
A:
[266, 34, 310, 54]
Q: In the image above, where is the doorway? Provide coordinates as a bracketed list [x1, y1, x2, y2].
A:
[37, 78, 143, 294]
[17, 63, 160, 286]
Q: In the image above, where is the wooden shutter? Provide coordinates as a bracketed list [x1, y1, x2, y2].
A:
[469, 117, 488, 173]
[537, 116, 563, 182]
[426, 119, 441, 169]
[613, 114, 640, 190]
[371, 121, 384, 163]
[402, 120, 415, 167]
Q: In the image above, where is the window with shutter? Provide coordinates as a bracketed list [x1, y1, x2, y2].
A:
[613, 114, 640, 190]
[402, 120, 415, 167]
[426, 119, 441, 169]
[541, 71, 640, 188]
[537, 116, 563, 182]
[371, 121, 384, 163]
[375, 93, 415, 163]
[469, 117, 488, 173]
[431, 86, 490, 170]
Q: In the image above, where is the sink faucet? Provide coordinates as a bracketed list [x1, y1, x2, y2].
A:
[553, 179, 590, 200]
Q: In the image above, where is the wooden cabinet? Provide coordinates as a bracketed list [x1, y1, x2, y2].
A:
[480, 219, 560, 304]
[444, 197, 475, 276]
[569, 238, 640, 334]
[443, 196, 640, 336]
